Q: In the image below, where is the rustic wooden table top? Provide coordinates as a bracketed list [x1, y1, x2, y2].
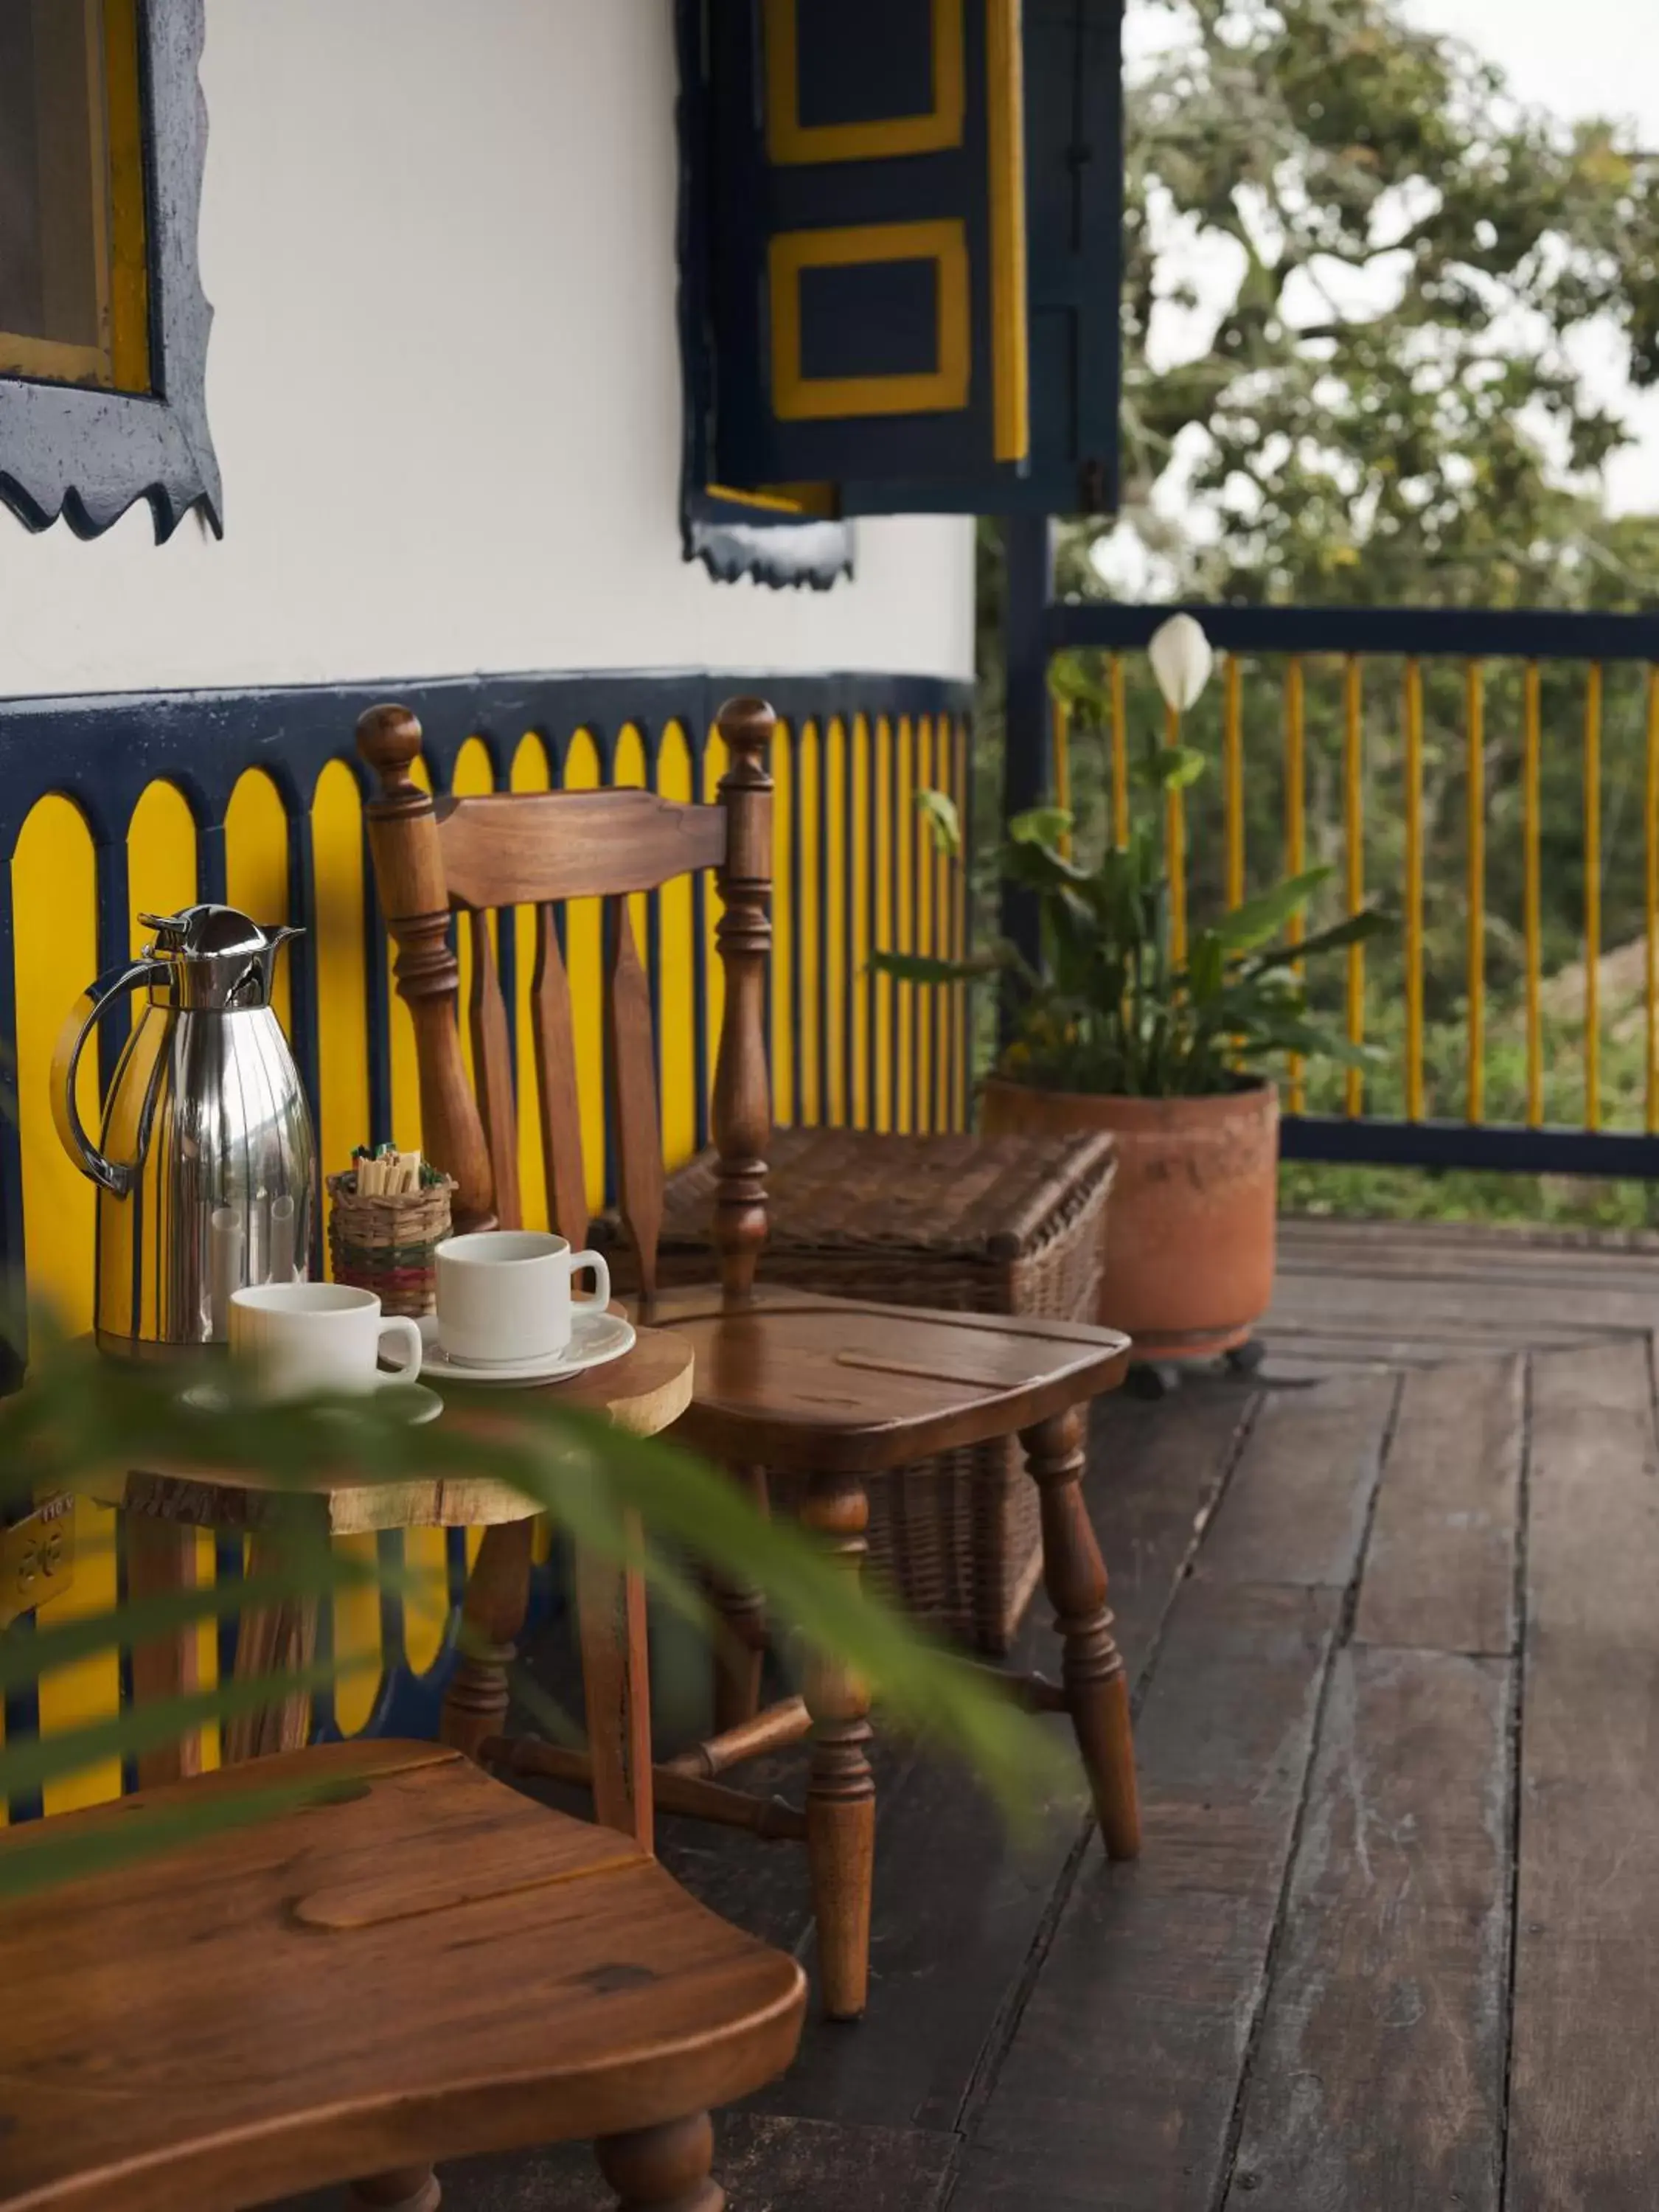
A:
[74, 1323, 695, 1535]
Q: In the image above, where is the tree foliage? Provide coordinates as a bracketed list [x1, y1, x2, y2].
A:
[1108, 0, 1659, 606]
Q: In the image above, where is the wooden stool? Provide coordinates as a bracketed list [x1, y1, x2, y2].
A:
[0, 1739, 804, 2210]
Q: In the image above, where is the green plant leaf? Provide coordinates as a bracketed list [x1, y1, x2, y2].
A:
[1131, 743, 1208, 793]
[1, 1335, 1065, 1868]
[913, 787, 962, 858]
[869, 950, 1001, 987]
[1007, 805, 1075, 849]
[1255, 906, 1395, 966]
[1186, 930, 1226, 1004]
[1234, 1020, 1382, 1069]
[1212, 867, 1335, 953]
[0, 1777, 378, 1904]
[0, 1554, 414, 1694]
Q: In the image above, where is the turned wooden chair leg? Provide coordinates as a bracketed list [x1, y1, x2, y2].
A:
[347, 2167, 442, 2211]
[596, 2112, 723, 2212]
[1020, 1406, 1141, 1860]
[441, 1516, 535, 1760]
[707, 1463, 770, 1733]
[801, 1470, 876, 2021]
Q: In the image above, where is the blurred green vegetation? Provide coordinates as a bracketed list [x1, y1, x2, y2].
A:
[0, 1331, 1057, 1896]
[970, 0, 1659, 1232]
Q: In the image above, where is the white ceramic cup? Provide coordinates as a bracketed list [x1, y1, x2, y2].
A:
[435, 1230, 611, 1366]
[228, 1282, 423, 1400]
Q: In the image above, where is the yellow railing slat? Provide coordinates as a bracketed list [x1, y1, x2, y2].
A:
[1465, 661, 1485, 1126]
[1343, 656, 1365, 1119]
[1404, 658, 1425, 1123]
[1050, 695, 1072, 858]
[1223, 653, 1245, 909]
[1284, 658, 1306, 1113]
[1523, 661, 1543, 1127]
[1647, 669, 1659, 1134]
[1585, 664, 1602, 1131]
[1164, 700, 1187, 965]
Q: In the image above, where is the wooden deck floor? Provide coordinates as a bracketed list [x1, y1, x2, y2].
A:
[278, 1217, 1659, 2211]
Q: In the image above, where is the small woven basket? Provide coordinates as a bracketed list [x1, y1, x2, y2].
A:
[326, 1170, 456, 1317]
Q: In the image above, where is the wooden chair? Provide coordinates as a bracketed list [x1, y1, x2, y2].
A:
[0, 1739, 804, 2212]
[357, 695, 1141, 2023]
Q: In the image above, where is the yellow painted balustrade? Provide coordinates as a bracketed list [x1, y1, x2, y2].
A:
[1052, 650, 1659, 1141]
[2, 707, 970, 1820]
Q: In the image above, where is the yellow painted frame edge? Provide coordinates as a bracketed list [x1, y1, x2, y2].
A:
[765, 0, 965, 165]
[0, 333, 109, 386]
[704, 481, 838, 518]
[103, 0, 153, 394]
[985, 0, 1029, 463]
[770, 220, 971, 423]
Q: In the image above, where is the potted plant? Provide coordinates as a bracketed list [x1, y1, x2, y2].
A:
[879, 620, 1390, 1366]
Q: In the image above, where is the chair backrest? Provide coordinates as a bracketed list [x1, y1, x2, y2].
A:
[356, 696, 776, 1310]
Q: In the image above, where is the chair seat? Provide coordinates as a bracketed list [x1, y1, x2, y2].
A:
[0, 1740, 805, 2212]
[643, 1286, 1132, 1475]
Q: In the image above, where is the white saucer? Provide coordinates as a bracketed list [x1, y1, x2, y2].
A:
[417, 1304, 636, 1388]
[183, 1378, 444, 1427]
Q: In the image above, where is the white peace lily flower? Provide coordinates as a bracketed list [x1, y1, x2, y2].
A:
[1147, 614, 1215, 713]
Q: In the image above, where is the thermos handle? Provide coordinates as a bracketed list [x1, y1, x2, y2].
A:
[50, 959, 164, 1197]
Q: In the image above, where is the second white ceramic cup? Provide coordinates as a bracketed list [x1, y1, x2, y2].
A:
[228, 1282, 423, 1399]
[435, 1230, 611, 1366]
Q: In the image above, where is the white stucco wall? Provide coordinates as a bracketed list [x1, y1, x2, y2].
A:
[0, 0, 977, 698]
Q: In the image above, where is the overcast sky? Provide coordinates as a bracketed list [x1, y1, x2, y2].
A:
[1406, 0, 1659, 514]
[1124, 0, 1659, 519]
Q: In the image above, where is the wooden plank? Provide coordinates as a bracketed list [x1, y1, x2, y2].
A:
[467, 906, 523, 1231]
[1267, 1296, 1646, 1349]
[948, 1370, 1397, 2209]
[1507, 1335, 1659, 2211]
[348, 2112, 955, 2212]
[438, 785, 726, 909]
[575, 1521, 654, 1851]
[1355, 1358, 1522, 1655]
[605, 898, 665, 1304]
[123, 1515, 202, 1788]
[1267, 1304, 1630, 1352]
[950, 1580, 1341, 2212]
[1222, 1646, 1511, 2211]
[1256, 1351, 1399, 1385]
[1197, 1370, 1399, 1590]
[1279, 1215, 1659, 1264]
[530, 905, 591, 1250]
[1277, 1256, 1659, 1299]
[1267, 1269, 1659, 1335]
[1266, 1324, 1586, 1368]
[745, 1383, 1254, 2133]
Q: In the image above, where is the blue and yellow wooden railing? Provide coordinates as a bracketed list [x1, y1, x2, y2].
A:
[0, 669, 972, 1821]
[1014, 578, 1659, 1178]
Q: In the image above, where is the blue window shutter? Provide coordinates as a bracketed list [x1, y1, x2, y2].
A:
[708, 0, 1032, 495]
[842, 0, 1124, 516]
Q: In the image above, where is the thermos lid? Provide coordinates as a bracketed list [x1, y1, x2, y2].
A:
[142, 904, 303, 1010]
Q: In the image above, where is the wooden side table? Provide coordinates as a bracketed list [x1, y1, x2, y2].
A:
[94, 1327, 695, 1784]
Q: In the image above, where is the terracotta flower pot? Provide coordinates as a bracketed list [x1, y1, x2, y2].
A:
[981, 1077, 1279, 1362]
